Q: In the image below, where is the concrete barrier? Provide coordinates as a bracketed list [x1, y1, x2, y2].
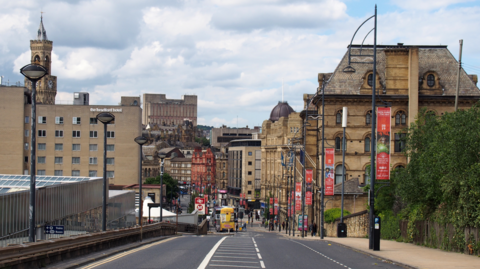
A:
[0, 222, 176, 269]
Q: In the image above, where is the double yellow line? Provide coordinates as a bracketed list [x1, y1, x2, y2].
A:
[80, 237, 177, 269]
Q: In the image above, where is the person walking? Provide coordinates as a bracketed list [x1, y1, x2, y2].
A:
[282, 221, 285, 231]
[236, 223, 238, 233]
[312, 222, 317, 237]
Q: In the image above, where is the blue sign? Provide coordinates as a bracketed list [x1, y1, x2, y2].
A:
[375, 217, 379, 223]
[44, 225, 64, 234]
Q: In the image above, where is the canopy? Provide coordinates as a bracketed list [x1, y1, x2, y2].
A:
[137, 196, 177, 218]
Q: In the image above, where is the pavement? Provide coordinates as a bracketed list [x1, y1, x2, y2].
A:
[248, 224, 480, 269]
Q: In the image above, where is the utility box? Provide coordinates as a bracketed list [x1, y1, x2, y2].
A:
[374, 216, 381, 251]
[337, 222, 347, 237]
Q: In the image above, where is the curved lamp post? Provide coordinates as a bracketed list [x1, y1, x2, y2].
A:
[134, 136, 147, 240]
[96, 112, 115, 231]
[20, 63, 48, 242]
[159, 153, 166, 221]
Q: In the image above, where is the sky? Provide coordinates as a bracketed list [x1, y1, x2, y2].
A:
[1, 0, 480, 128]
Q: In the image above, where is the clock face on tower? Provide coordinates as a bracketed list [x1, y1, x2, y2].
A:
[48, 80, 53, 89]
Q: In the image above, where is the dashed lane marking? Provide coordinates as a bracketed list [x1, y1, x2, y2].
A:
[290, 240, 352, 269]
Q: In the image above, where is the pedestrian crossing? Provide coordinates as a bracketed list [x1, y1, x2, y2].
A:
[205, 237, 265, 269]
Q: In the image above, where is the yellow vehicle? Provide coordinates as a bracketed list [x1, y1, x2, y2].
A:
[217, 207, 235, 232]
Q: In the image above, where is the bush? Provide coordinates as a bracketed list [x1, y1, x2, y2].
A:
[325, 208, 350, 223]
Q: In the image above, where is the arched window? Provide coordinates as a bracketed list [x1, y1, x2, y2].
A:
[133, 100, 138, 106]
[427, 74, 435, 87]
[45, 55, 49, 73]
[335, 136, 346, 151]
[335, 165, 346, 185]
[364, 166, 371, 184]
[366, 110, 372, 125]
[34, 55, 40, 63]
[365, 137, 371, 152]
[367, 74, 373, 87]
[336, 111, 342, 124]
[395, 111, 406, 126]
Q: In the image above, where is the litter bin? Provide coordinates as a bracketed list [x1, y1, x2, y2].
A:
[337, 222, 347, 237]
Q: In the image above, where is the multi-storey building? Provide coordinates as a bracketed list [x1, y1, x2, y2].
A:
[191, 148, 216, 193]
[215, 151, 228, 206]
[227, 139, 262, 209]
[142, 94, 197, 126]
[209, 125, 261, 148]
[166, 157, 192, 185]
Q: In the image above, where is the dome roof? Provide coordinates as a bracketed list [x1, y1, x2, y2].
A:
[269, 101, 295, 122]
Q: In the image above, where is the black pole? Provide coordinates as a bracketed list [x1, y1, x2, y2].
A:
[369, 5, 378, 250]
[286, 167, 289, 235]
[160, 158, 164, 222]
[293, 149, 296, 237]
[102, 122, 107, 231]
[139, 145, 143, 241]
[302, 104, 308, 237]
[320, 82, 325, 239]
[290, 164, 293, 236]
[28, 79, 37, 242]
[341, 126, 346, 223]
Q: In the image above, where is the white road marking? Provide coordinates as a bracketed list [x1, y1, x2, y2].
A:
[215, 252, 258, 255]
[255, 248, 260, 252]
[257, 253, 262, 259]
[211, 260, 259, 264]
[260, 261, 266, 268]
[290, 240, 352, 269]
[209, 265, 259, 268]
[213, 256, 258, 259]
[197, 236, 227, 269]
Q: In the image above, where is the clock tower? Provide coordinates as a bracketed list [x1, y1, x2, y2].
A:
[25, 15, 57, 104]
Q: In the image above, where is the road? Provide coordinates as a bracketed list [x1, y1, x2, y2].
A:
[79, 223, 404, 269]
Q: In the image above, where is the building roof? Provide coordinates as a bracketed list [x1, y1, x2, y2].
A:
[171, 157, 192, 162]
[324, 45, 480, 96]
[269, 101, 295, 122]
[333, 178, 365, 195]
[0, 174, 100, 194]
[36, 16, 48, 41]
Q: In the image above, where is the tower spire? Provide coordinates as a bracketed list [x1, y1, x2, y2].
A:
[37, 13, 48, 41]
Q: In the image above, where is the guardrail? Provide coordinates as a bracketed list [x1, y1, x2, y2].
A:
[0, 222, 176, 269]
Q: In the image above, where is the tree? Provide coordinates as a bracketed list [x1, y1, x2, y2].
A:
[145, 173, 180, 203]
[195, 137, 210, 147]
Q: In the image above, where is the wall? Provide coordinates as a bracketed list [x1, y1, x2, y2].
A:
[325, 210, 369, 238]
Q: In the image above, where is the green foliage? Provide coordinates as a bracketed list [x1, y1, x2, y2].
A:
[188, 192, 199, 213]
[144, 173, 179, 203]
[378, 210, 401, 240]
[196, 125, 214, 131]
[324, 208, 350, 223]
[195, 137, 210, 147]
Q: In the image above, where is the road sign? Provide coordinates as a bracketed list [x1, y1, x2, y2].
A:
[44, 225, 64, 234]
[195, 197, 205, 215]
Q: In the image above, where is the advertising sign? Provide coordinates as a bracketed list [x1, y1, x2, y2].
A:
[195, 197, 205, 215]
[306, 169, 313, 205]
[274, 198, 278, 215]
[376, 107, 391, 180]
[295, 182, 302, 211]
[325, 148, 335, 196]
[291, 191, 295, 215]
[297, 215, 308, 231]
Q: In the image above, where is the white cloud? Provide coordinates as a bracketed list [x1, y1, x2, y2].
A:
[390, 0, 473, 10]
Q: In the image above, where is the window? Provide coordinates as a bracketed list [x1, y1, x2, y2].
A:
[25, 130, 29, 137]
[55, 130, 63, 137]
[90, 144, 98, 151]
[25, 156, 28, 162]
[248, 181, 252, 185]
[90, 131, 98, 138]
[38, 130, 46, 137]
[394, 133, 406, 153]
[107, 144, 115, 151]
[73, 131, 81, 138]
[38, 143, 46, 150]
[395, 111, 407, 126]
[222, 172, 225, 178]
[89, 170, 97, 177]
[55, 143, 63, 151]
[106, 131, 115, 138]
[54, 170, 63, 176]
[25, 116, 29, 123]
[72, 170, 80, 176]
[73, 117, 81, 124]
[89, 157, 98, 164]
[365, 166, 371, 184]
[335, 136, 346, 151]
[72, 157, 80, 164]
[25, 143, 29, 150]
[248, 152, 252, 156]
[335, 165, 346, 185]
[37, 170, 46, 175]
[106, 158, 114, 165]
[72, 144, 81, 151]
[55, 117, 63, 124]
[248, 161, 252, 165]
[90, 118, 98, 124]
[38, 156, 46, 164]
[427, 74, 435, 87]
[248, 191, 252, 195]
[38, 116, 46, 124]
[366, 110, 372, 125]
[365, 137, 371, 152]
[336, 111, 342, 124]
[248, 171, 252, 175]
[54, 157, 63, 164]
[106, 171, 114, 178]
[367, 74, 373, 86]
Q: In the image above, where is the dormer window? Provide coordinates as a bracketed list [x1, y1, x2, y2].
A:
[427, 74, 435, 87]
[367, 74, 373, 87]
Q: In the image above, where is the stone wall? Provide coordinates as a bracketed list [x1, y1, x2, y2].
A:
[325, 210, 369, 238]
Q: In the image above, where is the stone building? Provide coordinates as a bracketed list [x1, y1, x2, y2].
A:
[191, 148, 216, 192]
[24, 16, 57, 105]
[210, 125, 261, 148]
[142, 94, 197, 126]
[165, 157, 192, 185]
[215, 151, 228, 191]
[143, 119, 196, 145]
[307, 44, 480, 226]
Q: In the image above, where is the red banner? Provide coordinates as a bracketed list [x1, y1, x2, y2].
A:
[269, 197, 273, 215]
[274, 198, 278, 215]
[295, 182, 302, 211]
[376, 107, 391, 180]
[306, 169, 313, 205]
[325, 148, 335, 195]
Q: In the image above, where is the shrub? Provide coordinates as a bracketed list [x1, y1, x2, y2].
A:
[325, 208, 351, 223]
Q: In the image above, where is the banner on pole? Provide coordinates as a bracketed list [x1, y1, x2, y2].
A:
[274, 197, 278, 215]
[376, 107, 391, 180]
[298, 215, 308, 231]
[291, 191, 295, 215]
[325, 148, 335, 195]
[295, 182, 302, 211]
[306, 169, 313, 205]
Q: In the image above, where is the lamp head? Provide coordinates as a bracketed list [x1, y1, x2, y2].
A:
[96, 112, 115, 124]
[134, 136, 148, 146]
[159, 153, 167, 161]
[20, 64, 48, 80]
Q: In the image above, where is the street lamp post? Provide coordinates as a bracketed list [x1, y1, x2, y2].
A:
[159, 153, 166, 221]
[20, 63, 48, 242]
[96, 112, 115, 231]
[134, 136, 148, 241]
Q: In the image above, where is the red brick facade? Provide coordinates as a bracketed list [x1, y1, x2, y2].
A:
[191, 148, 216, 193]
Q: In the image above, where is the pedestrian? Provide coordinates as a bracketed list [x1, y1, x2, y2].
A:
[286, 221, 289, 230]
[243, 222, 247, 231]
[312, 222, 317, 237]
[236, 223, 238, 233]
[282, 221, 285, 231]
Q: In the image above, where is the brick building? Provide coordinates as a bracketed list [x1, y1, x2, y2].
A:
[142, 94, 197, 126]
[191, 148, 216, 193]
